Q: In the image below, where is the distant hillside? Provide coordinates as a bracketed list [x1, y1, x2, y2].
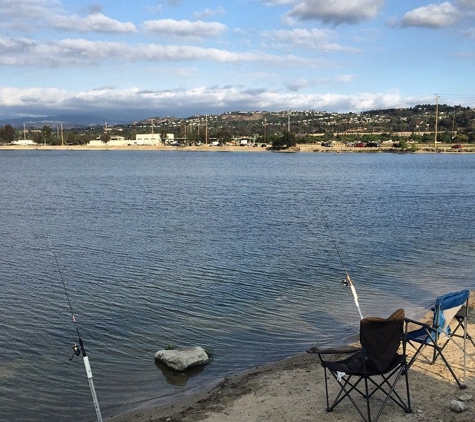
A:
[2, 105, 474, 145]
[0, 114, 121, 129]
[134, 105, 474, 141]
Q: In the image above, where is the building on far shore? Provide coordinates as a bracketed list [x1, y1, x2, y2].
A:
[135, 133, 162, 145]
[88, 133, 163, 147]
[12, 140, 36, 146]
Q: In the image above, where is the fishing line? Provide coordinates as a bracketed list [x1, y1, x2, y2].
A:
[49, 238, 80, 338]
[320, 213, 364, 320]
[48, 238, 103, 422]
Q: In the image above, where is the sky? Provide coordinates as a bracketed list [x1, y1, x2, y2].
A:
[0, 0, 474, 122]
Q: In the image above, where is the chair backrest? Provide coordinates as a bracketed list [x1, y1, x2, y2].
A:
[360, 309, 404, 373]
[433, 289, 470, 337]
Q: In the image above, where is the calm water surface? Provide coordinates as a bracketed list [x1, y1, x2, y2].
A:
[0, 150, 474, 421]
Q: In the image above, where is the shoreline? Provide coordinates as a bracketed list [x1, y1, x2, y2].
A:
[107, 295, 475, 421]
[1, 144, 474, 153]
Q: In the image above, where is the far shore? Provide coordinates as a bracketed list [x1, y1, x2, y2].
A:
[1, 143, 474, 153]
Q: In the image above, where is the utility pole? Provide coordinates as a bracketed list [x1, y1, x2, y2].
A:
[451, 106, 456, 140]
[434, 94, 439, 150]
[264, 117, 267, 144]
[205, 115, 208, 144]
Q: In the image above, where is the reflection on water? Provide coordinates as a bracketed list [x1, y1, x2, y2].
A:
[0, 150, 474, 421]
[155, 361, 206, 387]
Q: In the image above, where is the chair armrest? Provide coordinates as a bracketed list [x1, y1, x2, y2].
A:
[307, 345, 360, 355]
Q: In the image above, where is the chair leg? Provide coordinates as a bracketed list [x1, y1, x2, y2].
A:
[408, 339, 466, 388]
[406, 341, 426, 369]
[364, 377, 371, 422]
[436, 347, 466, 389]
[325, 372, 371, 422]
[366, 366, 412, 417]
[324, 368, 411, 422]
[404, 363, 412, 413]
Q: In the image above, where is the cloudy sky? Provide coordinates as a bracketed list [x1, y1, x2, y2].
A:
[1, 0, 474, 121]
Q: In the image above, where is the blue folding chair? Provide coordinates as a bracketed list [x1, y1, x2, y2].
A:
[405, 289, 474, 389]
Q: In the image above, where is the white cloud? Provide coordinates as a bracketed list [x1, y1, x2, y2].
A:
[139, 44, 315, 66]
[0, 86, 69, 107]
[335, 74, 356, 83]
[456, 0, 475, 10]
[0, 85, 428, 119]
[0, 36, 35, 52]
[262, 0, 385, 25]
[193, 6, 226, 20]
[261, 28, 355, 51]
[401, 2, 459, 28]
[54, 12, 136, 33]
[261, 0, 297, 6]
[0, 0, 61, 19]
[0, 1, 136, 34]
[285, 78, 309, 91]
[0, 0, 59, 30]
[0, 36, 316, 67]
[143, 19, 227, 38]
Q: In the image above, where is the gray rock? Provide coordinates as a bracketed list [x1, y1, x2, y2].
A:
[458, 393, 473, 402]
[155, 347, 209, 371]
[450, 400, 468, 412]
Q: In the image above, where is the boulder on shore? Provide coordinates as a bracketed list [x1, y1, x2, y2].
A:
[155, 346, 209, 372]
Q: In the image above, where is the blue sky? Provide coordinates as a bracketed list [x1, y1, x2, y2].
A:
[0, 0, 474, 121]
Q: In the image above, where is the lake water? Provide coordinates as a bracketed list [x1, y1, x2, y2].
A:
[0, 150, 474, 421]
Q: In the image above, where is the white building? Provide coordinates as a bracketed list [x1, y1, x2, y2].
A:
[12, 140, 36, 146]
[89, 135, 128, 147]
[135, 133, 162, 145]
[89, 134, 163, 147]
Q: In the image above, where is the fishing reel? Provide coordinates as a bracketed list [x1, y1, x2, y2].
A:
[341, 273, 352, 287]
[69, 343, 82, 361]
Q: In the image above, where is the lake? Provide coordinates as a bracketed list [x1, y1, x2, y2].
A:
[0, 150, 474, 421]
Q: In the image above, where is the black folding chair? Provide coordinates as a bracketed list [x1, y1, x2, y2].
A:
[308, 309, 411, 422]
[405, 289, 474, 389]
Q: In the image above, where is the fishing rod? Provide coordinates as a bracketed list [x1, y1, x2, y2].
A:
[321, 214, 364, 320]
[49, 240, 103, 422]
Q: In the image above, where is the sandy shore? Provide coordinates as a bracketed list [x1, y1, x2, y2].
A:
[1, 143, 474, 153]
[107, 294, 475, 422]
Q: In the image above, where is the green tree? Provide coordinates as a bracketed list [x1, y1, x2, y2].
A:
[0, 124, 15, 143]
[160, 130, 167, 145]
[100, 132, 111, 143]
[32, 131, 42, 144]
[273, 131, 296, 149]
[215, 128, 232, 144]
[41, 125, 53, 144]
[66, 132, 76, 145]
[454, 134, 468, 143]
[438, 133, 452, 143]
[283, 131, 296, 147]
